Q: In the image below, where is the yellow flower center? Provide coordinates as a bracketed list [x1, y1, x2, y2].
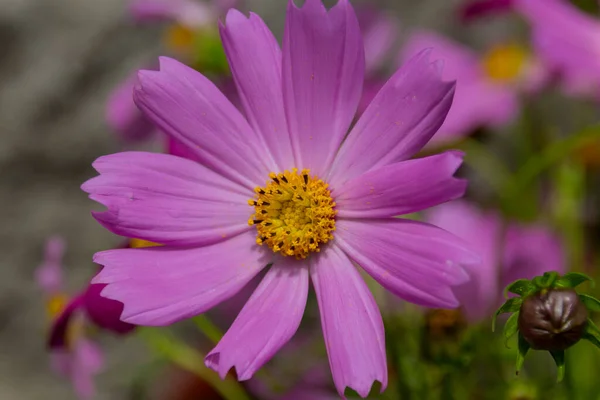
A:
[164, 23, 195, 54]
[248, 169, 336, 259]
[46, 294, 69, 320]
[482, 43, 528, 84]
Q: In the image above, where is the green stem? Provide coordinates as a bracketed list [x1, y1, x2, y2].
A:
[193, 314, 223, 344]
[138, 327, 251, 400]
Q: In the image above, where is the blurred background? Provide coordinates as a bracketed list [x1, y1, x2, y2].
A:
[2, 0, 600, 399]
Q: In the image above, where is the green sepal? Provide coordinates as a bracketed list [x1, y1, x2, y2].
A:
[556, 272, 595, 289]
[493, 297, 522, 332]
[582, 318, 600, 350]
[550, 350, 565, 382]
[579, 294, 600, 312]
[532, 271, 559, 289]
[504, 279, 535, 298]
[516, 333, 530, 375]
[503, 312, 519, 348]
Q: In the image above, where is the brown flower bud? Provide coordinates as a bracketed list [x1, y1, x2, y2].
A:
[518, 288, 588, 351]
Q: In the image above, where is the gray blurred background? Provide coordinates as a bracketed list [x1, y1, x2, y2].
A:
[0, 0, 514, 398]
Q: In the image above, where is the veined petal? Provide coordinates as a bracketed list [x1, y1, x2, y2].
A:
[334, 151, 466, 219]
[336, 219, 477, 308]
[328, 50, 455, 186]
[220, 10, 293, 171]
[205, 260, 309, 380]
[310, 245, 387, 398]
[133, 57, 273, 189]
[82, 152, 252, 247]
[92, 231, 270, 326]
[283, 0, 365, 177]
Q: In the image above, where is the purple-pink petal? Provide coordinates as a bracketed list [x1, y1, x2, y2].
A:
[503, 224, 566, 285]
[514, 0, 600, 97]
[133, 57, 273, 189]
[327, 49, 455, 187]
[83, 283, 136, 335]
[282, 0, 365, 177]
[70, 339, 104, 400]
[336, 218, 476, 308]
[399, 32, 518, 144]
[205, 260, 309, 380]
[92, 231, 270, 326]
[36, 236, 66, 294]
[106, 77, 156, 143]
[82, 151, 252, 247]
[426, 201, 501, 321]
[49, 295, 85, 349]
[310, 245, 387, 398]
[219, 10, 294, 171]
[334, 151, 466, 219]
[129, 0, 214, 28]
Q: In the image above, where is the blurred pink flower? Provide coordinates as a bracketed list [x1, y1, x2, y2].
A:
[400, 31, 549, 145]
[106, 76, 156, 143]
[129, 0, 216, 28]
[514, 0, 600, 98]
[427, 201, 565, 322]
[36, 238, 135, 399]
[83, 0, 479, 396]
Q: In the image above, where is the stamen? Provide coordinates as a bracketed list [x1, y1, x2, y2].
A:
[248, 169, 336, 259]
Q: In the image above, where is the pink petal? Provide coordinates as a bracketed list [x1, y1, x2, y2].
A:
[49, 295, 85, 349]
[82, 151, 252, 247]
[92, 231, 270, 326]
[205, 260, 309, 380]
[431, 79, 518, 145]
[106, 76, 155, 143]
[359, 8, 399, 73]
[399, 31, 479, 81]
[129, 0, 214, 29]
[334, 151, 466, 219]
[426, 201, 501, 321]
[220, 10, 294, 171]
[133, 57, 273, 189]
[70, 339, 104, 400]
[515, 0, 600, 96]
[336, 218, 476, 308]
[503, 224, 566, 286]
[35, 236, 66, 294]
[83, 283, 136, 334]
[328, 50, 455, 186]
[310, 245, 387, 398]
[282, 0, 365, 177]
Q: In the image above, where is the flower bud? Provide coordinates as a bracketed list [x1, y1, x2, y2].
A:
[518, 289, 588, 351]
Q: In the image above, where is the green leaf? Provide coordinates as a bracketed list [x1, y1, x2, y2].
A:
[516, 334, 530, 375]
[582, 319, 600, 350]
[532, 271, 559, 289]
[493, 297, 523, 332]
[504, 279, 535, 298]
[556, 272, 595, 289]
[579, 294, 600, 312]
[550, 350, 566, 382]
[503, 312, 520, 348]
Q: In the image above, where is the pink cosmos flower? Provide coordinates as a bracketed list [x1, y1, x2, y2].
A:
[427, 201, 565, 322]
[83, 0, 479, 397]
[513, 0, 600, 98]
[36, 238, 134, 399]
[400, 31, 548, 145]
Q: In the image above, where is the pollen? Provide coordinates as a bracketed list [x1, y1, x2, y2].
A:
[248, 169, 336, 259]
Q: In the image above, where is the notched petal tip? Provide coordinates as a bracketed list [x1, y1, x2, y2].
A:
[341, 378, 387, 399]
[204, 352, 252, 381]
